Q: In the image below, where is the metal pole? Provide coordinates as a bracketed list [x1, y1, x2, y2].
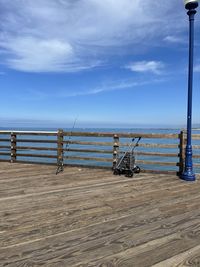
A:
[181, 4, 198, 181]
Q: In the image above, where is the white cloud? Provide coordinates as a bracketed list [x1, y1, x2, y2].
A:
[0, 0, 185, 73]
[125, 61, 165, 75]
[20, 77, 166, 101]
[163, 35, 185, 44]
[1, 37, 75, 72]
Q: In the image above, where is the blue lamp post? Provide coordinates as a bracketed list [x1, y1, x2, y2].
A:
[181, 0, 198, 181]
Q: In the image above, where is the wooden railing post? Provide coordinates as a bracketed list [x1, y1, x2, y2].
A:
[179, 130, 186, 175]
[11, 132, 17, 163]
[57, 129, 64, 164]
[57, 129, 64, 173]
[113, 135, 119, 169]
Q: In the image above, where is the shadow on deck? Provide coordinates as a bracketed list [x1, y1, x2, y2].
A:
[0, 162, 200, 267]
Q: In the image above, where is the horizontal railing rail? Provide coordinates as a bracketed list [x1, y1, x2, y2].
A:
[0, 130, 199, 174]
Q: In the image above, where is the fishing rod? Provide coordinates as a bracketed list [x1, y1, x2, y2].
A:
[56, 117, 78, 175]
[66, 117, 78, 153]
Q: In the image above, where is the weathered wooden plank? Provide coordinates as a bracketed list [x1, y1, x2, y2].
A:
[64, 156, 112, 162]
[141, 169, 177, 175]
[0, 163, 200, 267]
[0, 146, 10, 149]
[0, 172, 181, 200]
[12, 161, 111, 169]
[64, 148, 113, 154]
[2, 183, 200, 250]
[63, 132, 179, 139]
[0, 159, 10, 163]
[0, 172, 199, 248]
[128, 151, 179, 157]
[191, 134, 200, 140]
[2, 206, 200, 266]
[16, 139, 57, 144]
[0, 131, 57, 136]
[16, 153, 57, 159]
[193, 154, 200, 158]
[194, 163, 200, 167]
[16, 146, 58, 151]
[193, 145, 200, 149]
[151, 244, 200, 266]
[0, 130, 197, 140]
[0, 173, 187, 209]
[81, 221, 200, 267]
[63, 131, 115, 137]
[137, 160, 179, 166]
[63, 140, 113, 146]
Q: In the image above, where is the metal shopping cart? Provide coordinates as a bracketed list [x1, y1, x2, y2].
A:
[113, 137, 141, 178]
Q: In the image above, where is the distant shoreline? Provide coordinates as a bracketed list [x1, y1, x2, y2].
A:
[0, 126, 199, 132]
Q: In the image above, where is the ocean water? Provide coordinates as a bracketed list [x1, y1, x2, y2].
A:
[0, 127, 199, 173]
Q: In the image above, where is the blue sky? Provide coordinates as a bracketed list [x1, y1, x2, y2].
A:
[0, 0, 200, 128]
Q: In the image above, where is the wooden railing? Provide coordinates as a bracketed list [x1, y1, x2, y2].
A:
[0, 130, 199, 175]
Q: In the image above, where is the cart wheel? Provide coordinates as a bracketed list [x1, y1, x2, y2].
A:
[134, 166, 141, 174]
[113, 169, 120, 175]
[125, 170, 133, 178]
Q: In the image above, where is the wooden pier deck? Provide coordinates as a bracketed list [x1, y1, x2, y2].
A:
[0, 163, 200, 266]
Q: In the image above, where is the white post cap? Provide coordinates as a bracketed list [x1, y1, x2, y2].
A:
[184, 0, 198, 5]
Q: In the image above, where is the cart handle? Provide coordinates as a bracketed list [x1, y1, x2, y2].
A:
[131, 137, 141, 145]
[136, 137, 141, 146]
